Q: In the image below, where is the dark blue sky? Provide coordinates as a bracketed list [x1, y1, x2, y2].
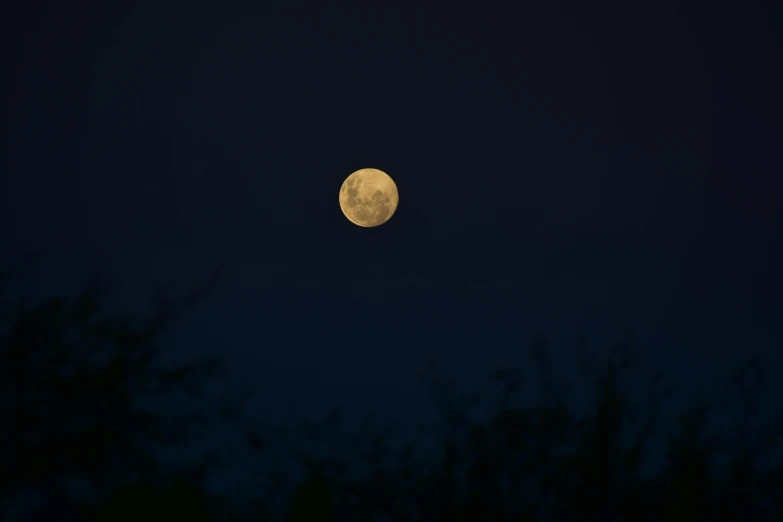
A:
[2, 0, 781, 430]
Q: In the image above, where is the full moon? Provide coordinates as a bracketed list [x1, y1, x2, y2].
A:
[339, 168, 399, 227]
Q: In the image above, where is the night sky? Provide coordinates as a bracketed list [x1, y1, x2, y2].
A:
[2, 0, 781, 474]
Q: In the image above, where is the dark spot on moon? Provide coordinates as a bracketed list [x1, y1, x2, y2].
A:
[344, 178, 362, 208]
[341, 173, 395, 226]
[371, 190, 391, 223]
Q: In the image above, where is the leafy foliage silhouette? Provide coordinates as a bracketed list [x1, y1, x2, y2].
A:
[0, 266, 224, 520]
[267, 336, 782, 522]
[2, 264, 781, 521]
[284, 462, 335, 522]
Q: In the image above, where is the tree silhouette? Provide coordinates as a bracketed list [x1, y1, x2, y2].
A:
[284, 462, 335, 522]
[0, 265, 224, 520]
[3, 260, 781, 521]
[85, 469, 214, 522]
[267, 335, 782, 522]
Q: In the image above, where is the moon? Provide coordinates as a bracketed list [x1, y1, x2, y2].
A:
[339, 168, 399, 227]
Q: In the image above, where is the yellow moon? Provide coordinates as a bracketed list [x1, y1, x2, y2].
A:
[339, 168, 399, 227]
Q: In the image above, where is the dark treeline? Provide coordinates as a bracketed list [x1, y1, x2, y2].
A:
[1, 269, 781, 521]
